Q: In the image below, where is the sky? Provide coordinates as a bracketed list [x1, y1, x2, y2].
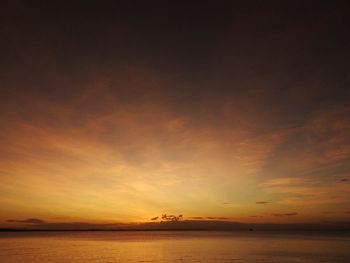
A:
[1, 1, 350, 230]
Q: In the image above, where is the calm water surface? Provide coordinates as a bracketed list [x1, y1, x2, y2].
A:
[0, 231, 349, 262]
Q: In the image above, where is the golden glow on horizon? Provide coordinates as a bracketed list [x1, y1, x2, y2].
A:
[1, 75, 350, 228]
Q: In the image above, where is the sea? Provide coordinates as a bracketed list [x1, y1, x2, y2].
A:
[0, 231, 349, 262]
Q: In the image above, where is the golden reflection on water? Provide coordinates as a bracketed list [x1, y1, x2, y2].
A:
[0, 231, 350, 262]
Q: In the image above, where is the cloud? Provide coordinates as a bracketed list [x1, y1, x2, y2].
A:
[272, 213, 298, 217]
[263, 176, 350, 206]
[207, 217, 229, 220]
[7, 218, 45, 224]
[187, 216, 229, 220]
[1, 3, 350, 225]
[150, 215, 229, 221]
[28, 222, 129, 230]
[160, 214, 183, 222]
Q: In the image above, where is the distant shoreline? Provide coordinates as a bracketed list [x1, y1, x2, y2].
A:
[1, 229, 350, 234]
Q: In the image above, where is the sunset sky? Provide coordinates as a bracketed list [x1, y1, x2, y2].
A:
[1, 1, 350, 229]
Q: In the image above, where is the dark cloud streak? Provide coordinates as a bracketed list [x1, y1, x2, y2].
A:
[272, 213, 298, 217]
[3, 220, 350, 231]
[7, 218, 45, 224]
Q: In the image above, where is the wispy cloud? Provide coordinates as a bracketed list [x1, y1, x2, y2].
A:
[271, 213, 298, 217]
[7, 218, 45, 224]
[0, 6, 350, 225]
[263, 175, 350, 208]
[207, 217, 229, 220]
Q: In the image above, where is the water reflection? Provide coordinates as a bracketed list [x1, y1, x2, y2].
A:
[0, 231, 349, 262]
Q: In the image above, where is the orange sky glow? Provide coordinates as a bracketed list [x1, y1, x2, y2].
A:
[1, 1, 350, 230]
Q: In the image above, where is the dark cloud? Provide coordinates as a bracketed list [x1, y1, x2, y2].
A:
[3, 220, 350, 231]
[161, 214, 183, 222]
[151, 215, 229, 221]
[7, 218, 45, 224]
[207, 217, 229, 220]
[272, 213, 298, 217]
[30, 222, 129, 230]
[256, 201, 270, 204]
[340, 178, 348, 182]
[187, 216, 229, 220]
